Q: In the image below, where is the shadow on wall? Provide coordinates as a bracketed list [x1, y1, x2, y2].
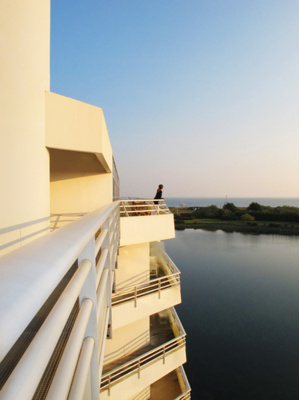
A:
[0, 217, 50, 254]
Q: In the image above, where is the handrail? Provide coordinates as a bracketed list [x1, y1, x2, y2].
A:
[95, 227, 108, 257]
[163, 251, 180, 275]
[174, 366, 191, 400]
[114, 271, 180, 294]
[96, 248, 109, 288]
[0, 201, 120, 400]
[112, 253, 181, 306]
[130, 387, 150, 400]
[101, 308, 186, 391]
[45, 298, 93, 400]
[175, 393, 191, 400]
[101, 335, 186, 391]
[170, 307, 187, 337]
[112, 273, 180, 306]
[104, 330, 150, 364]
[115, 270, 149, 290]
[120, 199, 170, 216]
[0, 202, 119, 362]
[1, 260, 92, 400]
[68, 337, 95, 400]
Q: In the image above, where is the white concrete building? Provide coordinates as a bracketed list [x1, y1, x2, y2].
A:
[0, 1, 190, 399]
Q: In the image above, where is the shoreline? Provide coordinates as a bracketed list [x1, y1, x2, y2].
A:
[175, 221, 299, 236]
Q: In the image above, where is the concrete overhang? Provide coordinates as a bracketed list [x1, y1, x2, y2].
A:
[45, 91, 112, 172]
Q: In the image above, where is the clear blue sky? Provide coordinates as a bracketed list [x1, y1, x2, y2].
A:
[51, 0, 299, 198]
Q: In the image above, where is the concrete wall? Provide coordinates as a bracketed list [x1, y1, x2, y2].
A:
[0, 0, 51, 256]
[45, 92, 112, 172]
[46, 92, 114, 213]
[112, 286, 181, 330]
[117, 243, 150, 289]
[120, 215, 175, 247]
[104, 317, 150, 364]
[50, 170, 113, 214]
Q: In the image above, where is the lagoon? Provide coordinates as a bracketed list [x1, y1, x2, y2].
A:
[165, 229, 299, 400]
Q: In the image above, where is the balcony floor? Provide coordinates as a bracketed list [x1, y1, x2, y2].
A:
[150, 370, 181, 400]
[102, 313, 174, 375]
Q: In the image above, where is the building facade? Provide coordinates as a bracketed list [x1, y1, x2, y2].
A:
[0, 1, 190, 399]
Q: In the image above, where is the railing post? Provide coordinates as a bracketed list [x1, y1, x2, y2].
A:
[163, 347, 166, 364]
[134, 286, 137, 307]
[121, 201, 129, 217]
[158, 279, 161, 299]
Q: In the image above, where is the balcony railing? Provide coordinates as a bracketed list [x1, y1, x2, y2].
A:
[112, 252, 180, 307]
[0, 202, 120, 400]
[104, 330, 151, 365]
[174, 366, 191, 400]
[100, 308, 186, 395]
[131, 387, 150, 400]
[120, 199, 171, 217]
[150, 366, 191, 400]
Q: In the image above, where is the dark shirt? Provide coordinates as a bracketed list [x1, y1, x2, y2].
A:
[154, 190, 162, 199]
[154, 190, 162, 204]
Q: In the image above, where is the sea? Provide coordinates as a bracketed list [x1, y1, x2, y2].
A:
[165, 229, 299, 400]
[166, 197, 299, 208]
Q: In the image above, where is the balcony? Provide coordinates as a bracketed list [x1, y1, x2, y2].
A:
[110, 367, 191, 400]
[100, 308, 187, 400]
[150, 366, 191, 400]
[120, 199, 175, 246]
[111, 252, 181, 329]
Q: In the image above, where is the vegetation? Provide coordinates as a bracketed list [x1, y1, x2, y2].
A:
[171, 202, 299, 236]
[240, 213, 255, 221]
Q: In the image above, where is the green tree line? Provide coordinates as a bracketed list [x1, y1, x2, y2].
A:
[174, 202, 299, 223]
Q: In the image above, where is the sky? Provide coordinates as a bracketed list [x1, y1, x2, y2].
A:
[50, 0, 299, 198]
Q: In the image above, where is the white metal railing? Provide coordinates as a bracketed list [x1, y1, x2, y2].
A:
[0, 202, 120, 400]
[104, 330, 150, 364]
[115, 270, 150, 290]
[175, 390, 192, 400]
[100, 308, 186, 394]
[112, 254, 181, 307]
[174, 366, 192, 400]
[130, 386, 151, 400]
[120, 199, 171, 217]
[101, 337, 186, 394]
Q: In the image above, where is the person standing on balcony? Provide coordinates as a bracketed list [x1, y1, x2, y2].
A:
[154, 185, 164, 214]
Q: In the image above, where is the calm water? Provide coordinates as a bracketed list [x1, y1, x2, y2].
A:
[165, 230, 299, 400]
[166, 197, 299, 208]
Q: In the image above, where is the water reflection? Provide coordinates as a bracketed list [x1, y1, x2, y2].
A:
[165, 230, 299, 400]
